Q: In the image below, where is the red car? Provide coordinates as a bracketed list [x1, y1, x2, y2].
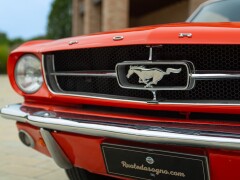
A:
[2, 0, 240, 179]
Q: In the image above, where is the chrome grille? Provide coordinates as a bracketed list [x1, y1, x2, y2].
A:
[43, 45, 240, 102]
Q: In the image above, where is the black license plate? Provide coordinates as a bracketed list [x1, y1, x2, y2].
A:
[102, 144, 209, 180]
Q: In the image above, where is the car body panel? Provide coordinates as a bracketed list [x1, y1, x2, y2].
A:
[6, 22, 240, 115]
[11, 23, 240, 54]
[3, 2, 240, 179]
[16, 122, 240, 180]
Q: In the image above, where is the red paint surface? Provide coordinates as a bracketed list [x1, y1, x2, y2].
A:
[7, 22, 240, 114]
[16, 123, 240, 180]
[16, 123, 50, 157]
[9, 22, 240, 179]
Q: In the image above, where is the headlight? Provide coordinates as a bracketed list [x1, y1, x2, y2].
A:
[15, 54, 43, 93]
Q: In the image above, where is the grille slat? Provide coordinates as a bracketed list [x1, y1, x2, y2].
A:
[44, 45, 240, 102]
[56, 76, 153, 99]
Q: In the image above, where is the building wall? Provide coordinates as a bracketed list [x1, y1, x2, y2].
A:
[130, 0, 189, 27]
[72, 0, 83, 36]
[72, 0, 208, 36]
[84, 0, 101, 34]
[102, 0, 129, 31]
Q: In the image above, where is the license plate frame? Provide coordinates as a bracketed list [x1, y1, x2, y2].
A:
[102, 143, 210, 180]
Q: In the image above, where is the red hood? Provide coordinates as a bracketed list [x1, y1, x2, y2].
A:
[13, 22, 240, 53]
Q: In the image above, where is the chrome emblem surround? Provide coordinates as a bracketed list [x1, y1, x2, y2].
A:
[116, 61, 195, 91]
[116, 61, 195, 103]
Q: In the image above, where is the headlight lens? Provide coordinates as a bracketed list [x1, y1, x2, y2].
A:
[15, 54, 43, 93]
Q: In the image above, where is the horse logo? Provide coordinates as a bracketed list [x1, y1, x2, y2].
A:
[126, 65, 182, 88]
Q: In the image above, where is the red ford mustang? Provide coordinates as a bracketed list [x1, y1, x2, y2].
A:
[2, 0, 240, 179]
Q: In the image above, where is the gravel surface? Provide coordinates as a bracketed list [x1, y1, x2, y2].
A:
[0, 75, 68, 180]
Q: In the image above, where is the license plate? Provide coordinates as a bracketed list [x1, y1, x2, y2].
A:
[102, 144, 209, 180]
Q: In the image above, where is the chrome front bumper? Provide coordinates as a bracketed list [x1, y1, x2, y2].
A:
[2, 104, 240, 150]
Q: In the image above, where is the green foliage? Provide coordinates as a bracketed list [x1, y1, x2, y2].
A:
[9, 38, 24, 47]
[47, 0, 72, 39]
[0, 44, 9, 74]
[0, 33, 9, 45]
[0, 0, 73, 74]
[0, 32, 25, 74]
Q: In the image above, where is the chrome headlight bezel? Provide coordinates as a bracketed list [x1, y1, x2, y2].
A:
[14, 54, 43, 94]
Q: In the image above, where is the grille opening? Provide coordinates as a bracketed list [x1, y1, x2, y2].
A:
[56, 76, 153, 99]
[54, 45, 149, 72]
[82, 104, 240, 123]
[191, 112, 240, 122]
[82, 104, 186, 120]
[153, 44, 240, 70]
[44, 44, 240, 101]
[55, 76, 240, 100]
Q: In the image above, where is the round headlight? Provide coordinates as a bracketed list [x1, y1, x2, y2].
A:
[15, 54, 43, 93]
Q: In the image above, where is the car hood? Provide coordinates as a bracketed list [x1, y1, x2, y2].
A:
[13, 22, 240, 53]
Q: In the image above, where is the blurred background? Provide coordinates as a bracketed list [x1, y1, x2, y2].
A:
[0, 0, 207, 74]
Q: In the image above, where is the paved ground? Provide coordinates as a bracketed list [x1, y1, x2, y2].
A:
[0, 75, 68, 180]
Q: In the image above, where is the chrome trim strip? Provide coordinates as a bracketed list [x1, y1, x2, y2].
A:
[52, 57, 64, 92]
[0, 104, 27, 122]
[50, 71, 117, 78]
[40, 128, 73, 169]
[3, 104, 240, 150]
[113, 36, 124, 41]
[1, 114, 26, 122]
[30, 115, 240, 150]
[179, 33, 192, 38]
[115, 61, 195, 91]
[192, 73, 240, 80]
[148, 46, 153, 60]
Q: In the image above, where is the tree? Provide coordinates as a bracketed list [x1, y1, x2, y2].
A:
[47, 0, 72, 39]
[9, 38, 24, 47]
[0, 33, 9, 45]
[0, 44, 9, 74]
[0, 33, 9, 74]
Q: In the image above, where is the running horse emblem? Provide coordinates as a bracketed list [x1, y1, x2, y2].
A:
[126, 66, 182, 88]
